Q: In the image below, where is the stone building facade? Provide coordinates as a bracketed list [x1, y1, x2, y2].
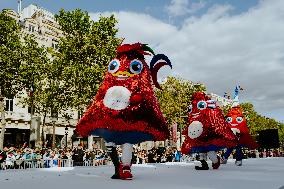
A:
[2, 4, 104, 149]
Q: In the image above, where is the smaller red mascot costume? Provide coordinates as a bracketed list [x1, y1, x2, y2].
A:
[181, 92, 237, 170]
[222, 102, 258, 166]
[226, 106, 258, 148]
[76, 43, 171, 180]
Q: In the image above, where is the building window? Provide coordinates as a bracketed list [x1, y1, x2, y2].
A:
[78, 110, 83, 120]
[51, 110, 58, 120]
[51, 43, 58, 49]
[29, 25, 35, 32]
[5, 98, 13, 112]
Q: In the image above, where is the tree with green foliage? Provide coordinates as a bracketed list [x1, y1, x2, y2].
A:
[19, 36, 49, 109]
[53, 9, 122, 112]
[0, 10, 53, 148]
[241, 103, 284, 144]
[0, 10, 23, 149]
[19, 36, 59, 147]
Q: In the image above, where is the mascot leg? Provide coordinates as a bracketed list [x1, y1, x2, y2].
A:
[195, 153, 209, 170]
[235, 146, 243, 166]
[106, 142, 120, 179]
[208, 151, 220, 169]
[221, 147, 234, 164]
[120, 143, 133, 180]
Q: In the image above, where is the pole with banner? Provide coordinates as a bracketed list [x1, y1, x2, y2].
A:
[172, 122, 177, 146]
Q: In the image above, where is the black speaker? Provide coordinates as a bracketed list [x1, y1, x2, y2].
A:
[258, 129, 280, 149]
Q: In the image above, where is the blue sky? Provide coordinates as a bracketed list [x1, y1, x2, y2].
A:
[1, 0, 284, 122]
[1, 0, 259, 25]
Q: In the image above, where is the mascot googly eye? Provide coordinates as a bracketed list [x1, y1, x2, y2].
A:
[129, 59, 143, 74]
[236, 117, 243, 123]
[197, 101, 207, 110]
[108, 59, 120, 74]
[226, 117, 233, 123]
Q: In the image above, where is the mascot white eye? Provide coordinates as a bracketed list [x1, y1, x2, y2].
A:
[226, 117, 232, 123]
[236, 117, 243, 123]
[129, 59, 143, 74]
[197, 101, 207, 110]
[188, 105, 192, 113]
[108, 59, 120, 74]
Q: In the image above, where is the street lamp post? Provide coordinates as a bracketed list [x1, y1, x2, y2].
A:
[178, 93, 183, 148]
[0, 96, 5, 150]
[51, 112, 57, 149]
[29, 82, 35, 148]
[65, 125, 68, 149]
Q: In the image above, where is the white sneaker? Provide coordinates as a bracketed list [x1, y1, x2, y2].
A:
[235, 160, 242, 166]
[220, 158, 227, 164]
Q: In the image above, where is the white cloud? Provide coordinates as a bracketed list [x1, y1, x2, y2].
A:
[90, 0, 284, 120]
[165, 0, 207, 17]
[189, 0, 207, 14]
[165, 0, 190, 17]
[90, 11, 177, 46]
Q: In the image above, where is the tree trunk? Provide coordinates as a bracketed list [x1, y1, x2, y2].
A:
[41, 110, 47, 149]
[29, 104, 34, 148]
[0, 95, 6, 149]
[52, 121, 56, 149]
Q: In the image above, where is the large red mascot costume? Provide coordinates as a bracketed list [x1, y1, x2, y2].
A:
[181, 92, 237, 170]
[77, 43, 171, 179]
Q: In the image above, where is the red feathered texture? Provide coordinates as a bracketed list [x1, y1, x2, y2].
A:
[117, 43, 142, 53]
[116, 43, 151, 56]
[76, 51, 169, 141]
[130, 94, 143, 104]
[181, 92, 238, 154]
[226, 106, 258, 149]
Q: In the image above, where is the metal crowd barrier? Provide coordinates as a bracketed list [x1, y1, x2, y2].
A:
[0, 159, 74, 170]
[83, 160, 93, 166]
[0, 159, 110, 170]
[75, 159, 108, 167]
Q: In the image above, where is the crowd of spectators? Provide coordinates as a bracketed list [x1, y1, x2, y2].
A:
[1, 144, 283, 170]
[0, 144, 108, 170]
[0, 145, 184, 169]
[131, 146, 182, 164]
[219, 149, 284, 159]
